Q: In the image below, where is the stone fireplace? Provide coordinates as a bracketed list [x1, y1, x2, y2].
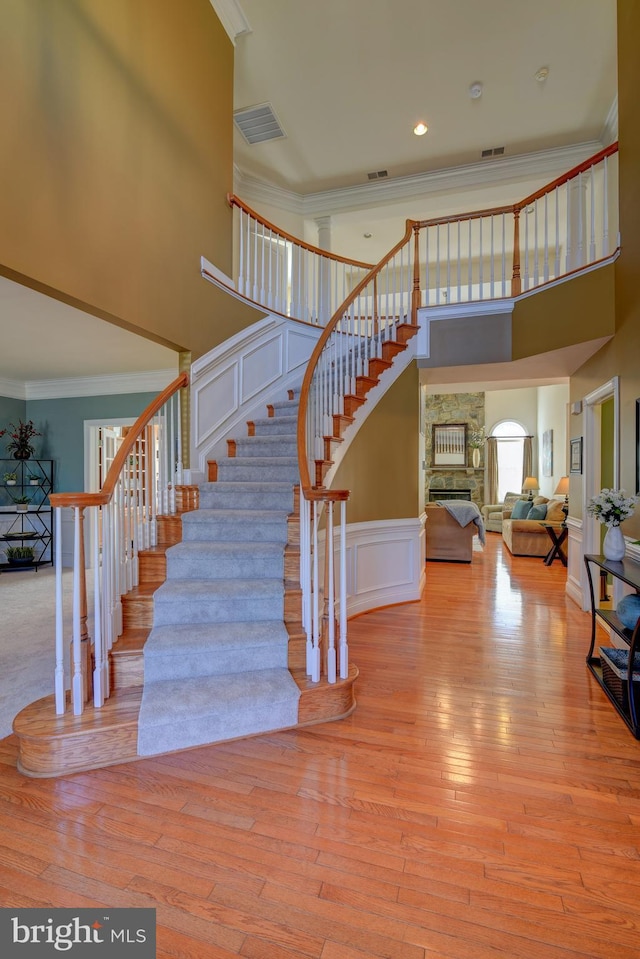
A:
[424, 391, 485, 508]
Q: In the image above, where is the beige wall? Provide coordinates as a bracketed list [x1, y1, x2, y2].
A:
[512, 264, 615, 360]
[331, 363, 421, 524]
[569, 0, 640, 539]
[0, 0, 258, 359]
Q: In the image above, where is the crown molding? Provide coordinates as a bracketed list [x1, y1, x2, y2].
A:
[235, 140, 605, 219]
[16, 369, 178, 402]
[0, 376, 27, 400]
[208, 0, 251, 44]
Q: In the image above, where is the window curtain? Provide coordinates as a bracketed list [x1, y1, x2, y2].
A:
[487, 436, 499, 504]
[522, 435, 533, 488]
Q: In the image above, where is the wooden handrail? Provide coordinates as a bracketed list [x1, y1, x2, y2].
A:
[228, 194, 375, 270]
[517, 141, 618, 211]
[50, 372, 188, 509]
[296, 220, 416, 498]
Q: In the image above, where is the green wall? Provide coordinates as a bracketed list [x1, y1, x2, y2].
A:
[0, 396, 26, 428]
[25, 392, 157, 493]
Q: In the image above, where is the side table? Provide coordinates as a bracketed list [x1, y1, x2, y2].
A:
[538, 522, 568, 566]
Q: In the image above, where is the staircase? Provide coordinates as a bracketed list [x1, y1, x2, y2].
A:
[13, 322, 420, 777]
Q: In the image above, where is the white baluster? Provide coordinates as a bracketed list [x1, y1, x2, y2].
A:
[339, 500, 348, 679]
[543, 194, 549, 283]
[54, 506, 65, 714]
[312, 501, 320, 682]
[71, 507, 83, 716]
[326, 500, 336, 684]
[590, 164, 596, 262]
[93, 507, 105, 707]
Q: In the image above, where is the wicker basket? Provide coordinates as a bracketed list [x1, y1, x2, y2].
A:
[600, 647, 640, 712]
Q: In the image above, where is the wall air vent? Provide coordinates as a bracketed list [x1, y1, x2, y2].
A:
[481, 146, 505, 158]
[234, 103, 286, 145]
[367, 170, 388, 180]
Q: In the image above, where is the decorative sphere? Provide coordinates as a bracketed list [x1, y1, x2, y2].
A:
[616, 594, 640, 631]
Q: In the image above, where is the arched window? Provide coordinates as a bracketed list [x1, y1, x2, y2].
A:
[490, 421, 528, 502]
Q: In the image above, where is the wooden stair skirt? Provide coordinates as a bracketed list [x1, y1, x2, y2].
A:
[13, 493, 357, 778]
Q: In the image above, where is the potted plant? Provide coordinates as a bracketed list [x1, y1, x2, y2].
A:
[13, 494, 31, 512]
[3, 471, 17, 486]
[0, 419, 42, 460]
[5, 545, 36, 566]
[587, 488, 639, 561]
[27, 472, 40, 486]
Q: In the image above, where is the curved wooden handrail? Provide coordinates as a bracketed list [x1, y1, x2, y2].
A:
[228, 194, 375, 270]
[296, 220, 416, 499]
[50, 372, 189, 509]
[411, 142, 619, 231]
[518, 141, 618, 211]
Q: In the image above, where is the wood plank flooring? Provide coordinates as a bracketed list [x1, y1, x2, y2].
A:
[2, 533, 640, 958]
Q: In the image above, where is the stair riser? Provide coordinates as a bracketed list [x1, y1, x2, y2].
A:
[181, 520, 288, 544]
[122, 597, 155, 629]
[199, 488, 295, 511]
[154, 598, 283, 626]
[156, 515, 182, 546]
[145, 644, 288, 682]
[233, 441, 297, 458]
[217, 464, 299, 482]
[166, 552, 285, 581]
[138, 553, 166, 584]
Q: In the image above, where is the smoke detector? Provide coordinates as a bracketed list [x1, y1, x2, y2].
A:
[534, 66, 549, 83]
[469, 82, 483, 100]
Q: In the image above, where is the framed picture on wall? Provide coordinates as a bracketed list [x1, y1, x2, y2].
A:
[570, 437, 583, 474]
[542, 429, 553, 477]
[432, 423, 467, 467]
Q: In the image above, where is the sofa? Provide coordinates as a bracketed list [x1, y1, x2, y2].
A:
[501, 496, 566, 557]
[481, 492, 522, 533]
[425, 503, 476, 562]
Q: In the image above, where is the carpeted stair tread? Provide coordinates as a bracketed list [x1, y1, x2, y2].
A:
[137, 668, 301, 756]
[143, 621, 289, 680]
[217, 458, 299, 482]
[181, 508, 289, 543]
[153, 577, 284, 625]
[166, 541, 285, 580]
[234, 436, 297, 457]
[251, 415, 298, 435]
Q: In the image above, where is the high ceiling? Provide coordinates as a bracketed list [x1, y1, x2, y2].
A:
[1, 1, 618, 391]
[233, 0, 617, 196]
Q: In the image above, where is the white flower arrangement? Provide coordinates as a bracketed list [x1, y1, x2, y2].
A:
[468, 427, 486, 450]
[586, 488, 638, 528]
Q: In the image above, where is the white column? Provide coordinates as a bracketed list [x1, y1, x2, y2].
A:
[315, 215, 332, 325]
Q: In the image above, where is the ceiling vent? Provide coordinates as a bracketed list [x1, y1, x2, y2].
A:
[234, 103, 286, 145]
[481, 146, 505, 158]
[367, 170, 388, 180]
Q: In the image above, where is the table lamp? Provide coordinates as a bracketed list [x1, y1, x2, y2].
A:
[554, 475, 569, 516]
[522, 476, 539, 500]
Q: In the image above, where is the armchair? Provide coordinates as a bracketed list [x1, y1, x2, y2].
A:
[481, 492, 521, 533]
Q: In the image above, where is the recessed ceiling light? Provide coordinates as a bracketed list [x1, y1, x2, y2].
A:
[413, 122, 428, 136]
[534, 66, 549, 82]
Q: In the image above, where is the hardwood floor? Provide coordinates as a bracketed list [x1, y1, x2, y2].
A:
[2, 534, 640, 958]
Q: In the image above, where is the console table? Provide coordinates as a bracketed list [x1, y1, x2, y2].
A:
[584, 553, 640, 738]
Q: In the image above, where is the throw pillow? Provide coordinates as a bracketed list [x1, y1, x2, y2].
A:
[528, 503, 548, 520]
[546, 500, 566, 523]
[533, 495, 549, 506]
[503, 492, 521, 509]
[511, 499, 532, 520]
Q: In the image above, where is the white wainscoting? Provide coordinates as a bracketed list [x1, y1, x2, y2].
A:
[340, 515, 426, 618]
[565, 515, 585, 609]
[189, 314, 322, 482]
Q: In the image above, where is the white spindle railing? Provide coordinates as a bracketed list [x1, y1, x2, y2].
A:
[229, 195, 374, 325]
[50, 373, 188, 716]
